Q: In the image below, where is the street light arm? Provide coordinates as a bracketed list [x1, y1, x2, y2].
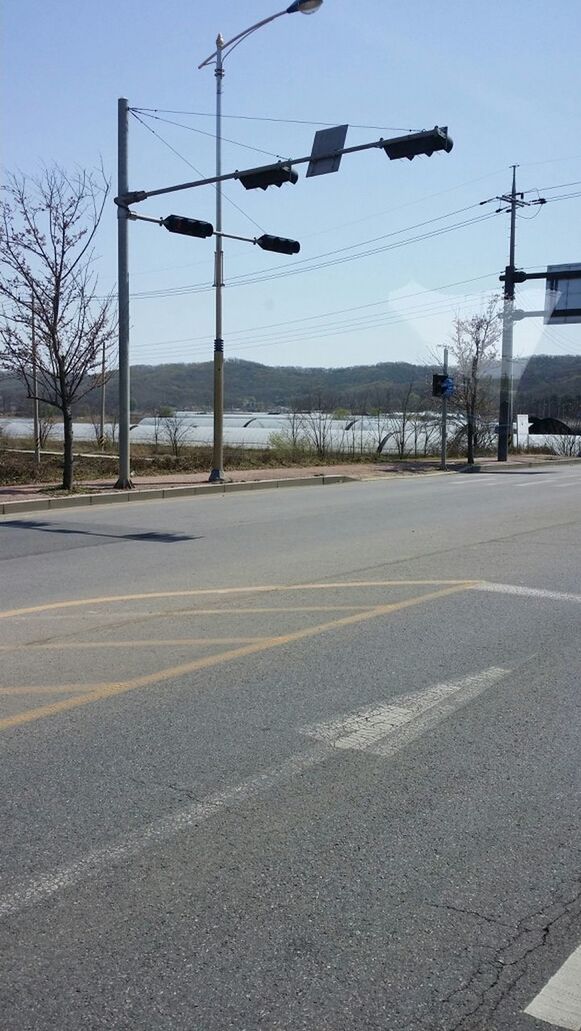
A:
[198, 9, 288, 68]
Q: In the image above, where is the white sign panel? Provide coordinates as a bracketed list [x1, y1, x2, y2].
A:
[544, 263, 581, 325]
[516, 414, 529, 447]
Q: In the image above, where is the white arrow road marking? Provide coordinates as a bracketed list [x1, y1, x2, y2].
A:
[0, 668, 509, 919]
[477, 583, 581, 605]
[300, 667, 510, 758]
[524, 943, 581, 1029]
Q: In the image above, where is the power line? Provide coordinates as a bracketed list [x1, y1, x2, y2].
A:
[132, 293, 497, 363]
[128, 211, 499, 301]
[135, 111, 284, 160]
[525, 179, 581, 194]
[131, 107, 419, 132]
[545, 190, 581, 204]
[135, 273, 500, 349]
[130, 110, 266, 233]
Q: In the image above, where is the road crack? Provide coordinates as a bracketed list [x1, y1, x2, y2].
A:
[401, 875, 581, 1030]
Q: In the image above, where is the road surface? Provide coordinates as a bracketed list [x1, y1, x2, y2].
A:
[1, 465, 580, 1030]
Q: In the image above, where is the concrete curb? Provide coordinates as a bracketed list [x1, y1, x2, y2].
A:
[0, 474, 356, 516]
[457, 458, 581, 473]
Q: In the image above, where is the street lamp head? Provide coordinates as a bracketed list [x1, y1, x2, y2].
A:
[286, 0, 323, 13]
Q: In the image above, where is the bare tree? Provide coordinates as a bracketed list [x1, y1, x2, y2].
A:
[448, 299, 500, 465]
[162, 412, 192, 457]
[302, 393, 336, 458]
[0, 166, 115, 489]
[38, 405, 56, 448]
[389, 380, 416, 459]
[546, 433, 581, 457]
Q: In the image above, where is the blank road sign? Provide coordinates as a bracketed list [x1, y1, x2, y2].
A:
[306, 124, 349, 178]
[544, 263, 581, 325]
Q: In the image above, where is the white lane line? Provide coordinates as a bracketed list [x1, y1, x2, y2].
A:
[0, 746, 327, 920]
[477, 583, 581, 605]
[300, 668, 509, 758]
[0, 666, 509, 920]
[524, 943, 581, 1029]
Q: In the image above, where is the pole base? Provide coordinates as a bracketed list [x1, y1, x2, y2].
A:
[114, 477, 134, 490]
[208, 468, 225, 483]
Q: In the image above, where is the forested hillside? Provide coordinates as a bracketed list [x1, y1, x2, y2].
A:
[1, 354, 580, 418]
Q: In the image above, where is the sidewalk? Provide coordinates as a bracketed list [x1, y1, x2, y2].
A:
[0, 454, 573, 513]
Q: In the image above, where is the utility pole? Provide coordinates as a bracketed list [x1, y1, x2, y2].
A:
[115, 97, 133, 489]
[99, 336, 106, 449]
[491, 168, 547, 460]
[497, 165, 519, 462]
[210, 35, 225, 483]
[440, 346, 448, 470]
[31, 295, 40, 470]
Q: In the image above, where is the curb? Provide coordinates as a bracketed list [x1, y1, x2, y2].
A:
[457, 458, 581, 474]
[0, 474, 356, 516]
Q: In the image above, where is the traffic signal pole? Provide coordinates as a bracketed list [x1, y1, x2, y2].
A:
[497, 165, 518, 462]
[115, 97, 133, 489]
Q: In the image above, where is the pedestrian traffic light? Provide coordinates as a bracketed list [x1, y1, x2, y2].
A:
[162, 215, 214, 238]
[383, 127, 453, 161]
[238, 163, 299, 190]
[256, 234, 301, 255]
[433, 374, 454, 397]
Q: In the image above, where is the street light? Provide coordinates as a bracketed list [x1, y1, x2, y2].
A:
[199, 1, 323, 483]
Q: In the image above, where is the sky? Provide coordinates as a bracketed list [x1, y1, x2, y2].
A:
[3, 0, 581, 373]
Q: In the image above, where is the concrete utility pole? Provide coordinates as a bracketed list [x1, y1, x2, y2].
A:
[31, 296, 40, 470]
[115, 97, 133, 489]
[497, 165, 519, 462]
[99, 336, 106, 449]
[440, 346, 449, 470]
[210, 35, 225, 483]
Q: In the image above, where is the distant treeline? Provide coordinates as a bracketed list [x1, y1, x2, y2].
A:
[1, 354, 581, 418]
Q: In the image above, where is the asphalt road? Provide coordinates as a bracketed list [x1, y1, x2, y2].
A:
[1, 464, 581, 1031]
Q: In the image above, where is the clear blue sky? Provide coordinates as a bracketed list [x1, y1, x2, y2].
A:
[3, 0, 581, 371]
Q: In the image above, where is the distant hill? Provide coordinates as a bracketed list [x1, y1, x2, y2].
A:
[2, 354, 581, 418]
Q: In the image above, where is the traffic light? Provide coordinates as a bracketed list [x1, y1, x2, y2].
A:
[256, 234, 301, 255]
[433, 374, 454, 398]
[383, 127, 453, 161]
[162, 215, 214, 238]
[239, 163, 299, 190]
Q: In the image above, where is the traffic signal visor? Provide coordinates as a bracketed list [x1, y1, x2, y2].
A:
[162, 215, 214, 238]
[383, 127, 453, 161]
[256, 234, 301, 255]
[238, 163, 299, 191]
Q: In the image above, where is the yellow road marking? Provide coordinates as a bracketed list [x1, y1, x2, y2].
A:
[0, 583, 472, 732]
[0, 685, 98, 697]
[0, 637, 271, 652]
[0, 580, 477, 620]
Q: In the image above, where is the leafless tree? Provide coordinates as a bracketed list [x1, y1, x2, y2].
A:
[546, 433, 581, 457]
[38, 405, 56, 448]
[162, 412, 192, 457]
[447, 299, 501, 464]
[284, 401, 307, 450]
[302, 393, 336, 458]
[0, 166, 115, 488]
[385, 380, 416, 459]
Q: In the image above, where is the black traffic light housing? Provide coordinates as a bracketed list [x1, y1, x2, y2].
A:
[256, 234, 301, 255]
[239, 163, 299, 191]
[433, 374, 454, 398]
[162, 215, 214, 238]
[383, 127, 453, 161]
